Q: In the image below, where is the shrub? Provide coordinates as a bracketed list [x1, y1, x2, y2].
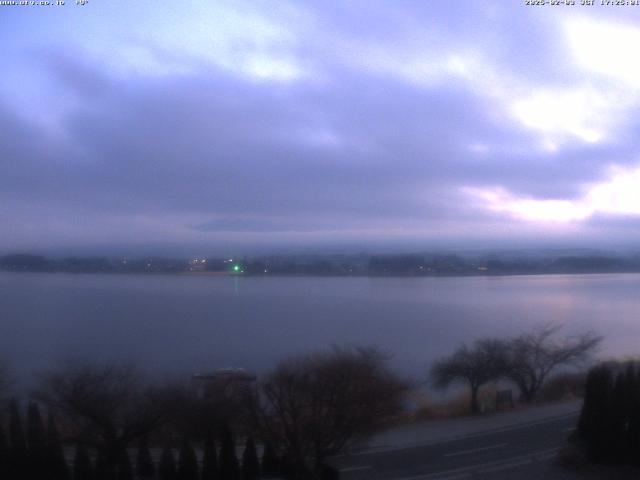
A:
[577, 361, 640, 465]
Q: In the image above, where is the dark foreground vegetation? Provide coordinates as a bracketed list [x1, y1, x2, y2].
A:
[0, 347, 406, 480]
[0, 324, 603, 479]
[4, 251, 640, 276]
[573, 360, 640, 467]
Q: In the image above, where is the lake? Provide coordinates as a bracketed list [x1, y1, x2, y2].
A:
[1, 271, 639, 390]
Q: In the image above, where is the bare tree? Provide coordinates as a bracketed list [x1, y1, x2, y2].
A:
[505, 323, 602, 403]
[37, 361, 177, 480]
[431, 339, 508, 414]
[246, 346, 407, 479]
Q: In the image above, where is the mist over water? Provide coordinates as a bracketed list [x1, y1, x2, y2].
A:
[1, 271, 638, 391]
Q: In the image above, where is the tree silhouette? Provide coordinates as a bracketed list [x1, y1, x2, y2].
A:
[39, 362, 174, 478]
[47, 410, 70, 480]
[320, 463, 339, 480]
[201, 431, 219, 480]
[278, 449, 295, 480]
[577, 362, 640, 465]
[94, 450, 108, 480]
[158, 446, 178, 480]
[0, 418, 8, 479]
[73, 444, 94, 480]
[621, 364, 639, 464]
[219, 424, 239, 480]
[116, 450, 133, 480]
[135, 436, 155, 480]
[177, 438, 199, 480]
[609, 372, 629, 464]
[9, 398, 27, 479]
[248, 346, 406, 477]
[260, 441, 279, 478]
[431, 340, 507, 414]
[631, 368, 640, 466]
[27, 402, 47, 480]
[505, 324, 601, 402]
[241, 436, 260, 480]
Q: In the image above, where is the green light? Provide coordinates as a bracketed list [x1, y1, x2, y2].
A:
[233, 265, 240, 272]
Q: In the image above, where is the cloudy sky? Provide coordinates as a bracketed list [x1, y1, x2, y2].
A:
[3, 1, 640, 255]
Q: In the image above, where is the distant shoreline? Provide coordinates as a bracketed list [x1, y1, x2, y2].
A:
[3, 252, 640, 278]
[3, 268, 640, 279]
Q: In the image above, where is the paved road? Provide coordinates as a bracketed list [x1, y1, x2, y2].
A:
[331, 413, 579, 479]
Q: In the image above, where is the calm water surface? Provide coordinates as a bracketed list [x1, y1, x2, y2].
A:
[1, 272, 639, 388]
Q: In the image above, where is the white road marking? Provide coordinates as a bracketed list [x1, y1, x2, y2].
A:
[443, 442, 508, 457]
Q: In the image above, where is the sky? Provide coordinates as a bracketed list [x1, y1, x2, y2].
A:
[3, 0, 640, 255]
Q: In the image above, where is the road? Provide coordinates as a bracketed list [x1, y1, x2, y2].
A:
[331, 413, 579, 479]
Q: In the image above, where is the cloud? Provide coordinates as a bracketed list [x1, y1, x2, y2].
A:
[567, 17, 640, 86]
[466, 164, 640, 223]
[510, 88, 611, 146]
[3, 1, 640, 252]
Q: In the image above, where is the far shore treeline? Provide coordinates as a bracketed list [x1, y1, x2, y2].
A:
[3, 251, 640, 276]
